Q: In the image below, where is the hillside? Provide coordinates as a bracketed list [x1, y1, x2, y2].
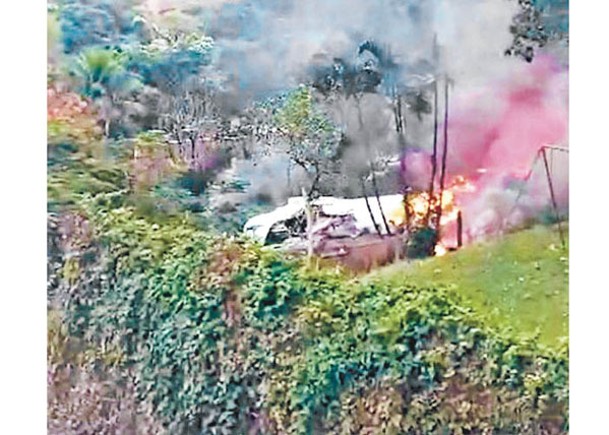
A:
[46, 1, 569, 432]
[365, 225, 569, 349]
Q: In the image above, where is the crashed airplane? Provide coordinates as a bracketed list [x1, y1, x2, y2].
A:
[244, 194, 408, 271]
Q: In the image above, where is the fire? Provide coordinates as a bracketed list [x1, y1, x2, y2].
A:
[452, 175, 477, 193]
[402, 189, 457, 223]
[434, 243, 448, 257]
[401, 174, 475, 256]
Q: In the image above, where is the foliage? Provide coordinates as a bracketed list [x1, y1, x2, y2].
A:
[272, 280, 568, 434]
[57, 0, 138, 53]
[130, 130, 181, 191]
[506, 0, 569, 62]
[48, 363, 165, 435]
[47, 129, 124, 208]
[47, 311, 164, 434]
[126, 29, 214, 92]
[48, 173, 568, 434]
[57, 2, 214, 138]
[70, 47, 139, 98]
[47, 86, 101, 147]
[49, 191, 297, 432]
[47, 108, 568, 433]
[274, 86, 343, 196]
[406, 226, 438, 259]
[533, 0, 569, 35]
[48, 7, 63, 63]
[47, 86, 128, 210]
[537, 204, 565, 225]
[310, 41, 395, 96]
[47, 3, 568, 432]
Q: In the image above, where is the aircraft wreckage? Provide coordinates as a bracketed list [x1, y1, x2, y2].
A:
[244, 195, 408, 271]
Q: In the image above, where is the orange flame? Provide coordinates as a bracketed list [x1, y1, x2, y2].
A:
[401, 175, 474, 255]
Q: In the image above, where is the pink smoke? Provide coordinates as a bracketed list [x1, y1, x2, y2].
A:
[447, 55, 567, 182]
[402, 55, 568, 243]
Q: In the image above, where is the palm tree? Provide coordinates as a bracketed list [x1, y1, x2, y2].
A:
[72, 47, 142, 137]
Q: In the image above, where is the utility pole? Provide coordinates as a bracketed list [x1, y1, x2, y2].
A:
[426, 77, 439, 224]
[427, 34, 440, 225]
[435, 75, 450, 234]
[506, 145, 568, 249]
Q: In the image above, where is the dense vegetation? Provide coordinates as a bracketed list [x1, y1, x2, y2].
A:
[47, 103, 567, 434]
[48, 200, 568, 433]
[47, 1, 568, 433]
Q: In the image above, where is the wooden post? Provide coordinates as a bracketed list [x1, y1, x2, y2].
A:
[541, 147, 566, 249]
[403, 189, 412, 232]
[457, 210, 463, 248]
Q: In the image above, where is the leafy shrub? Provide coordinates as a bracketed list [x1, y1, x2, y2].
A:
[406, 226, 438, 259]
[50, 191, 567, 433]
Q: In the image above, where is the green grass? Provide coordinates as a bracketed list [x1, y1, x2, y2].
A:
[363, 225, 568, 349]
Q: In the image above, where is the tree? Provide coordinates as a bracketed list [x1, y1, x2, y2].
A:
[125, 24, 214, 93]
[274, 86, 342, 258]
[70, 47, 142, 137]
[57, 0, 137, 53]
[310, 41, 408, 235]
[275, 86, 342, 198]
[48, 6, 63, 65]
[123, 25, 216, 145]
[157, 80, 218, 167]
[506, 0, 568, 62]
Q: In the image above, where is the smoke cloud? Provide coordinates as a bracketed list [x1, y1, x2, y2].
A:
[146, 0, 568, 240]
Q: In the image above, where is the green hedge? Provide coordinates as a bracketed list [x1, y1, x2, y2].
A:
[48, 190, 568, 434]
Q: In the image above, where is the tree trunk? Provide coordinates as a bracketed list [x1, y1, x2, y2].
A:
[104, 118, 111, 138]
[302, 187, 315, 260]
[394, 90, 408, 178]
[426, 78, 439, 224]
[190, 136, 196, 162]
[371, 165, 391, 234]
[361, 178, 383, 237]
[101, 96, 112, 138]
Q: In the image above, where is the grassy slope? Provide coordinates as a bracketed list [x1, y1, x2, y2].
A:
[363, 225, 568, 349]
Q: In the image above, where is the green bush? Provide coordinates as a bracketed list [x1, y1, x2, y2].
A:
[406, 226, 438, 259]
[49, 190, 568, 433]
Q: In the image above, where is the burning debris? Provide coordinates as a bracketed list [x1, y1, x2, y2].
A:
[244, 195, 405, 245]
[243, 176, 473, 269]
[244, 195, 407, 271]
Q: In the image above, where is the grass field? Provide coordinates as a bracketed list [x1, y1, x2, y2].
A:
[363, 225, 568, 349]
